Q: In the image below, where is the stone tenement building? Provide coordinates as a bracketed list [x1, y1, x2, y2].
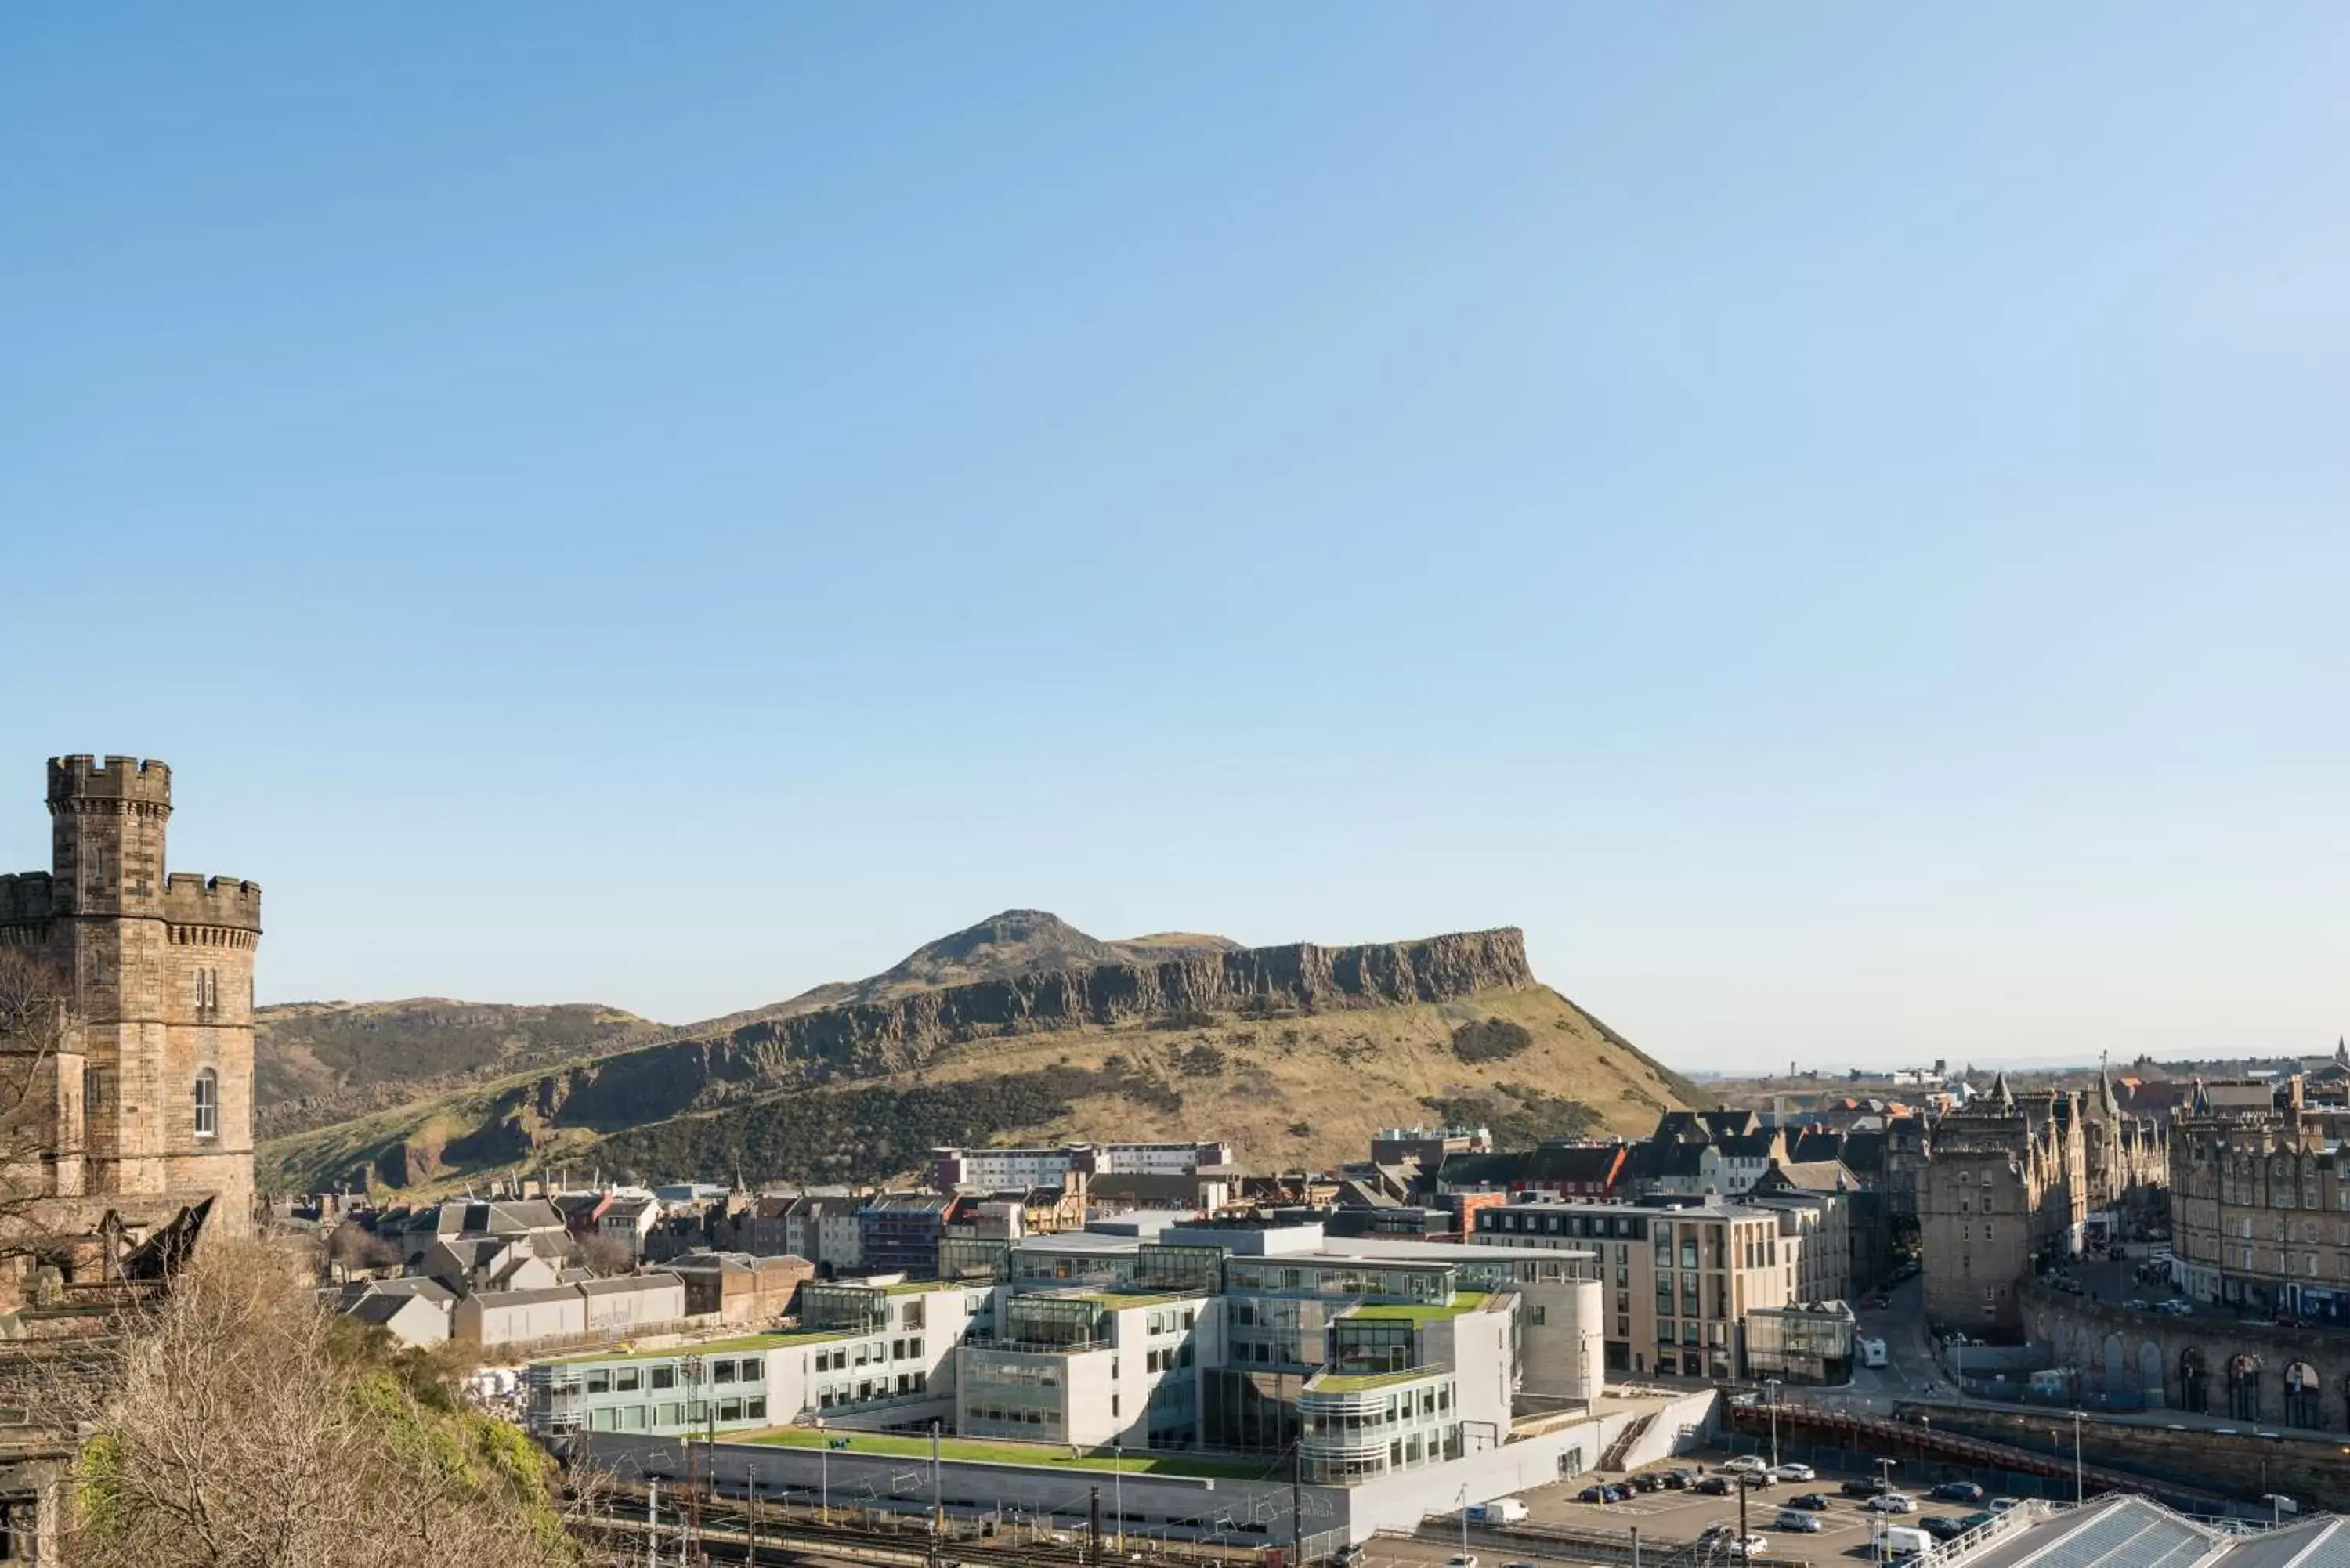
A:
[2172, 1076, 2350, 1323]
[0, 756, 259, 1256]
[1920, 1072, 2164, 1334]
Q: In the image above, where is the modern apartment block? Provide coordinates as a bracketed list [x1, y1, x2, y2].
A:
[1471, 1196, 1840, 1379]
[524, 1278, 980, 1439]
[930, 1140, 1235, 1191]
[525, 1217, 1603, 1483]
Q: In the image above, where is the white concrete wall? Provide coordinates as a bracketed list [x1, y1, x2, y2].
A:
[571, 1389, 1722, 1547]
[1517, 1278, 1606, 1401]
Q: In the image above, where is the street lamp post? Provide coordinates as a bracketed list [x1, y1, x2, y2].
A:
[1766, 1379, 1781, 1471]
[1112, 1444, 1123, 1555]
[2071, 1411, 2084, 1505]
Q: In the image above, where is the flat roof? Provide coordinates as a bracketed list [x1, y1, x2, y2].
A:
[544, 1325, 853, 1364]
[1305, 1365, 1448, 1393]
[1345, 1290, 1491, 1324]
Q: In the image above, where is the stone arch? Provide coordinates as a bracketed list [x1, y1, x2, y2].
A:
[2228, 1353, 2263, 1422]
[2138, 1342, 2165, 1409]
[2103, 1334, 2131, 1397]
[2284, 1361, 2322, 1429]
[2179, 1346, 2208, 1414]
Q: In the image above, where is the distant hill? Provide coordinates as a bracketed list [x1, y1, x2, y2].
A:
[258, 915, 1698, 1195]
[255, 999, 660, 1136]
[257, 912, 1242, 1136]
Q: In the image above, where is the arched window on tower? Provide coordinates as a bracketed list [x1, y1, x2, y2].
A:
[193, 1068, 218, 1140]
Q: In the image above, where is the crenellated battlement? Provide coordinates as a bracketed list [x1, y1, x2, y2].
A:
[0, 872, 56, 924]
[163, 873, 262, 933]
[48, 754, 172, 808]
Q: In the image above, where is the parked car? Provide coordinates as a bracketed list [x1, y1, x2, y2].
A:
[1931, 1482, 1986, 1503]
[1737, 1471, 1773, 1489]
[1662, 1469, 1697, 1490]
[1771, 1464, 1817, 1483]
[1578, 1487, 1608, 1504]
[1842, 1479, 1889, 1498]
[1776, 1512, 1824, 1534]
[1865, 1493, 1919, 1514]
[1920, 1517, 1967, 1541]
[1958, 1512, 1998, 1532]
[1987, 1497, 2025, 1513]
[1605, 1486, 1631, 1503]
[1468, 1499, 1530, 1525]
[2157, 1301, 2193, 1316]
[1445, 1556, 1479, 1568]
[1882, 1526, 1933, 1559]
[1731, 1537, 1770, 1559]
[1696, 1476, 1734, 1496]
[2125, 1299, 2153, 1311]
[1787, 1494, 1832, 1511]
[1723, 1456, 1769, 1476]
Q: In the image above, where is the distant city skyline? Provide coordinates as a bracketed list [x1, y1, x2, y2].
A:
[5, 7, 2344, 1071]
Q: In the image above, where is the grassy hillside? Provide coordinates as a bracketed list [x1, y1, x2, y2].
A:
[255, 999, 658, 1114]
[262, 981, 1692, 1194]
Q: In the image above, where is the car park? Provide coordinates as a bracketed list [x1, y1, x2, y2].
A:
[1865, 1492, 1919, 1513]
[1931, 1482, 1986, 1503]
[1629, 1473, 1665, 1493]
[1771, 1464, 1817, 1483]
[1662, 1469, 1696, 1489]
[1776, 1512, 1824, 1534]
[1786, 1494, 1831, 1511]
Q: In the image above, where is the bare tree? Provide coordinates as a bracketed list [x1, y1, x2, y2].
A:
[0, 947, 72, 1270]
[51, 1235, 590, 1568]
[577, 1233, 635, 1277]
[324, 1221, 401, 1281]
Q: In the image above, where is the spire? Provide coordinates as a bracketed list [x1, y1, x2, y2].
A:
[2097, 1053, 2119, 1116]
[2336, 1035, 2346, 1070]
[1987, 1071, 2014, 1108]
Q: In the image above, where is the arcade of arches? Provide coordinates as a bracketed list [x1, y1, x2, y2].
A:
[2026, 1283, 2350, 1431]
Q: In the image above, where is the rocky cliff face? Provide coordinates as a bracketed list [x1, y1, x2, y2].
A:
[358, 927, 1534, 1172]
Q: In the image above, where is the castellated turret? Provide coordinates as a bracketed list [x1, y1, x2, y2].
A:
[0, 755, 260, 1252]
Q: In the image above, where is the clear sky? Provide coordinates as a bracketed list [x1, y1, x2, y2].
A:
[3, 8, 2345, 1071]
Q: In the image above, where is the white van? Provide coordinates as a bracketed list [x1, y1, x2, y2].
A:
[1882, 1526, 1933, 1558]
[1860, 1337, 1889, 1368]
[1468, 1498, 1529, 1524]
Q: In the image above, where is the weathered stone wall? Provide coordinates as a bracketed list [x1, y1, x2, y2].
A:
[2020, 1280, 2350, 1430]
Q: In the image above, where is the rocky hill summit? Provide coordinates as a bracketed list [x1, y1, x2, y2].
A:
[260, 915, 1689, 1195]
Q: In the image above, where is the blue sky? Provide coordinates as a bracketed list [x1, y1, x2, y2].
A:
[3, 8, 2345, 1070]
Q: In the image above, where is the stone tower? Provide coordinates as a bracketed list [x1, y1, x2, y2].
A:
[0, 756, 258, 1239]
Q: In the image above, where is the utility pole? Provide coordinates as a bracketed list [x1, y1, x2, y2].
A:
[820, 1441, 830, 1525]
[1766, 1379, 1781, 1470]
[647, 1476, 660, 1568]
[1089, 1486, 1102, 1567]
[1292, 1438, 1305, 1567]
[1112, 1443, 1125, 1555]
[1737, 1476, 1749, 1565]
[931, 1420, 944, 1538]
[2071, 1411, 2084, 1505]
[1631, 1525, 1640, 1568]
[745, 1464, 758, 1568]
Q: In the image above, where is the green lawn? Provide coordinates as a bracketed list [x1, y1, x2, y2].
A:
[1307, 1366, 1440, 1393]
[550, 1326, 851, 1364]
[742, 1427, 1267, 1479]
[1346, 1290, 1489, 1324]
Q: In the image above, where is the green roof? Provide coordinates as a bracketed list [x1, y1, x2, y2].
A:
[741, 1427, 1264, 1478]
[1058, 1288, 1206, 1308]
[1344, 1290, 1490, 1324]
[1305, 1366, 1445, 1393]
[545, 1325, 852, 1364]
